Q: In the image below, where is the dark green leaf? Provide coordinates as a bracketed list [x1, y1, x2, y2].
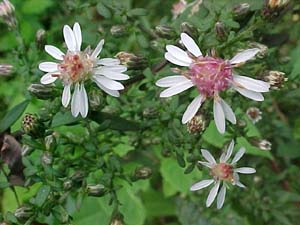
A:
[96, 2, 112, 18]
[0, 100, 30, 133]
[51, 111, 81, 128]
[34, 185, 51, 207]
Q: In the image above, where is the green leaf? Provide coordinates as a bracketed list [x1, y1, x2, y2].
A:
[51, 111, 81, 128]
[34, 185, 51, 207]
[128, 8, 147, 17]
[160, 158, 202, 197]
[96, 2, 112, 18]
[90, 112, 140, 131]
[22, 0, 54, 15]
[0, 100, 30, 133]
[202, 121, 227, 148]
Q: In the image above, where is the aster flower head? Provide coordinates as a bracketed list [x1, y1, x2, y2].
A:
[38, 22, 129, 118]
[156, 33, 270, 134]
[190, 140, 256, 209]
[246, 107, 262, 124]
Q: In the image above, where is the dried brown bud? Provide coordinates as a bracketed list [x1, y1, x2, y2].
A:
[187, 115, 207, 134]
[35, 29, 46, 49]
[115, 51, 147, 70]
[263, 0, 289, 18]
[215, 22, 227, 40]
[267, 0, 289, 8]
[246, 107, 262, 124]
[262, 70, 287, 90]
[249, 137, 272, 151]
[0, 64, 13, 76]
[180, 22, 198, 37]
[0, 0, 16, 28]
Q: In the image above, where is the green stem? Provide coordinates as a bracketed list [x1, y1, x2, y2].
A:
[1, 166, 21, 207]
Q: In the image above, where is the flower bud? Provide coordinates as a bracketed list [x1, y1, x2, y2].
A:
[41, 151, 52, 165]
[267, 0, 289, 9]
[132, 167, 152, 181]
[187, 115, 207, 134]
[89, 89, 103, 111]
[35, 29, 46, 49]
[261, 70, 287, 90]
[232, 3, 250, 17]
[22, 113, 44, 137]
[115, 51, 147, 70]
[180, 22, 198, 37]
[249, 137, 272, 151]
[0, 64, 13, 76]
[237, 119, 247, 128]
[44, 134, 56, 151]
[0, 0, 16, 28]
[155, 25, 176, 38]
[63, 180, 73, 190]
[249, 42, 268, 58]
[110, 25, 127, 37]
[142, 107, 158, 118]
[14, 205, 34, 220]
[110, 219, 123, 225]
[52, 206, 69, 223]
[246, 107, 262, 124]
[172, 0, 187, 19]
[86, 184, 106, 197]
[28, 83, 55, 100]
[70, 171, 84, 183]
[21, 145, 32, 156]
[215, 22, 227, 40]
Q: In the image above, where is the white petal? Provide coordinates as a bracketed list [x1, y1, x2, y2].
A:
[182, 95, 204, 124]
[236, 181, 246, 188]
[190, 179, 214, 191]
[98, 58, 120, 66]
[94, 81, 120, 97]
[79, 84, 88, 118]
[230, 48, 260, 64]
[233, 172, 247, 188]
[214, 99, 226, 134]
[206, 181, 220, 207]
[156, 76, 189, 87]
[39, 62, 58, 72]
[180, 33, 202, 57]
[45, 45, 65, 60]
[217, 184, 226, 209]
[233, 75, 270, 92]
[62, 84, 71, 107]
[63, 25, 76, 52]
[220, 140, 234, 163]
[165, 52, 191, 67]
[198, 161, 213, 168]
[220, 98, 236, 124]
[73, 22, 82, 51]
[166, 45, 192, 64]
[234, 86, 264, 101]
[234, 167, 256, 174]
[71, 83, 81, 117]
[95, 67, 129, 80]
[40, 73, 58, 84]
[98, 65, 127, 73]
[231, 147, 245, 164]
[201, 149, 216, 165]
[93, 75, 124, 90]
[91, 39, 104, 59]
[159, 80, 194, 98]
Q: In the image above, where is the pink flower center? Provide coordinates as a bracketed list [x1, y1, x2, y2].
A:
[189, 56, 232, 97]
[211, 163, 234, 181]
[58, 51, 93, 83]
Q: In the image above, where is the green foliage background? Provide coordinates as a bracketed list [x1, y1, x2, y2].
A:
[0, 0, 300, 225]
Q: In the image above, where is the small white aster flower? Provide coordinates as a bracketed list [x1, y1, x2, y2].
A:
[190, 140, 256, 209]
[156, 33, 270, 134]
[38, 22, 129, 118]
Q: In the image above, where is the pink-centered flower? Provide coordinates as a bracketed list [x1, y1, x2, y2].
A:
[190, 140, 256, 209]
[38, 22, 129, 118]
[156, 33, 270, 134]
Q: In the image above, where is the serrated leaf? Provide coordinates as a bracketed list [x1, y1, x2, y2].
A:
[0, 100, 30, 133]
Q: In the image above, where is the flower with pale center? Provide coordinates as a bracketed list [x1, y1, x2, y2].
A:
[190, 140, 256, 209]
[38, 22, 129, 118]
[156, 33, 270, 134]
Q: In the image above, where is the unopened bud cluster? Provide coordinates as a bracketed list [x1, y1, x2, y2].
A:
[0, 64, 13, 76]
[187, 115, 207, 134]
[22, 114, 38, 134]
[0, 0, 16, 28]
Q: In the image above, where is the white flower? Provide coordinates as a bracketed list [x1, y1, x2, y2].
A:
[156, 33, 270, 134]
[190, 140, 256, 209]
[38, 22, 129, 118]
